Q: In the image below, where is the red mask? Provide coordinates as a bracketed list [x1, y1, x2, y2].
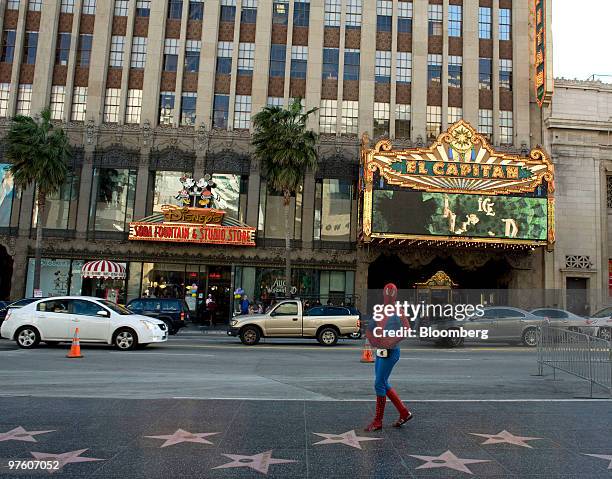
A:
[383, 283, 398, 305]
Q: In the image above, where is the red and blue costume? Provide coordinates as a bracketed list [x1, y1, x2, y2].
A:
[364, 283, 413, 431]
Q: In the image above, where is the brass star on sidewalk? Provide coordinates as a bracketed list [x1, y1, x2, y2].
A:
[312, 430, 383, 450]
[213, 450, 297, 475]
[469, 430, 543, 448]
[0, 426, 54, 443]
[145, 428, 219, 447]
[30, 449, 104, 473]
[584, 453, 612, 469]
[409, 450, 491, 474]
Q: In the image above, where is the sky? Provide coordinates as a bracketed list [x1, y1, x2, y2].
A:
[552, 0, 612, 81]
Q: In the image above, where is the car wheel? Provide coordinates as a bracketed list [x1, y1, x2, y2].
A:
[113, 328, 138, 350]
[15, 326, 40, 349]
[240, 326, 260, 346]
[317, 327, 338, 346]
[443, 331, 464, 348]
[597, 327, 611, 342]
[522, 327, 539, 347]
[162, 320, 175, 335]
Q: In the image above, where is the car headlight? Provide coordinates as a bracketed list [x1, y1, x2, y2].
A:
[230, 320, 238, 327]
[140, 320, 155, 331]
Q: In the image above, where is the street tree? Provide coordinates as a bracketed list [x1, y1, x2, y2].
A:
[252, 98, 318, 295]
[6, 108, 72, 291]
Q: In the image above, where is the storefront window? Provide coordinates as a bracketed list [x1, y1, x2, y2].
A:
[213, 174, 247, 222]
[127, 261, 143, 302]
[32, 172, 79, 229]
[141, 263, 186, 299]
[259, 182, 302, 239]
[320, 270, 355, 304]
[69, 260, 84, 295]
[314, 179, 353, 242]
[90, 168, 137, 232]
[0, 163, 14, 227]
[25, 258, 71, 297]
[152, 171, 188, 213]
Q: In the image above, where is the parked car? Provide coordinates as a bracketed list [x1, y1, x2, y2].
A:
[0, 296, 168, 350]
[530, 308, 589, 332]
[126, 298, 190, 335]
[587, 307, 612, 341]
[228, 299, 360, 346]
[0, 298, 41, 324]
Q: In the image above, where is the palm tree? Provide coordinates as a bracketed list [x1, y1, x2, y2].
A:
[252, 99, 318, 295]
[6, 108, 72, 291]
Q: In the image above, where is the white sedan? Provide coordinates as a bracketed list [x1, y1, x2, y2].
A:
[0, 296, 168, 350]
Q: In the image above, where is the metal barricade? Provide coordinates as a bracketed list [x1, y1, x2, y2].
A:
[537, 322, 612, 397]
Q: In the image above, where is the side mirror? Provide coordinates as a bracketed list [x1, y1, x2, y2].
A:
[269, 311, 276, 317]
[97, 310, 109, 318]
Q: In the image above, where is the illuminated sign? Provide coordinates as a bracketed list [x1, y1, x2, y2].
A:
[129, 222, 256, 246]
[534, 0, 552, 107]
[161, 205, 224, 224]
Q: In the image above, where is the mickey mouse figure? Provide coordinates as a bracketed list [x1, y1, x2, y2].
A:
[196, 174, 217, 208]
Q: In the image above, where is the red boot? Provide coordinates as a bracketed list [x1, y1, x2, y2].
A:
[387, 388, 412, 427]
[364, 395, 386, 431]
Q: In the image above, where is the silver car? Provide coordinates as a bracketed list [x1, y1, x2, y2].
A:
[587, 307, 612, 341]
[530, 308, 590, 333]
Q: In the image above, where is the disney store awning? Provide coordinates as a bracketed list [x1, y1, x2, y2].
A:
[81, 260, 126, 280]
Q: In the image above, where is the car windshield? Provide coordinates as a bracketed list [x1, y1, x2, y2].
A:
[99, 300, 133, 315]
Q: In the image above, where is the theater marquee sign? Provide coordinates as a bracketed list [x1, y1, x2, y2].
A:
[359, 121, 555, 250]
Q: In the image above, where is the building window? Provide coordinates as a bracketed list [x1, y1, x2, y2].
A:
[479, 58, 492, 89]
[184, 40, 201, 72]
[90, 168, 137, 233]
[238, 42, 255, 76]
[376, 0, 392, 32]
[290, 46, 307, 79]
[448, 56, 462, 88]
[28, 0, 42, 12]
[61, 0, 75, 14]
[314, 179, 353, 242]
[395, 103, 410, 138]
[479, 7, 491, 39]
[82, 0, 96, 14]
[447, 106, 462, 124]
[168, 0, 183, 19]
[32, 173, 78, 230]
[55, 33, 71, 66]
[131, 37, 147, 68]
[322, 48, 339, 80]
[71, 87, 87, 121]
[7, 1, 20, 10]
[448, 5, 462, 37]
[159, 92, 175, 125]
[478, 109, 493, 138]
[217, 41, 233, 74]
[114, 0, 129, 16]
[428, 54, 442, 85]
[164, 39, 179, 72]
[272, 1, 289, 25]
[499, 8, 511, 41]
[294, 2, 310, 27]
[234, 95, 251, 129]
[607, 177, 612, 209]
[220, 0, 236, 22]
[500, 59, 513, 90]
[0, 163, 14, 227]
[346, 0, 362, 28]
[0, 84, 9, 117]
[125, 89, 142, 124]
[189, 0, 204, 20]
[375, 50, 391, 83]
[426, 105, 441, 139]
[341, 100, 358, 135]
[103, 88, 121, 123]
[319, 99, 337, 134]
[324, 0, 341, 27]
[241, 0, 257, 23]
[23, 32, 38, 65]
[50, 86, 66, 121]
[77, 34, 93, 67]
[214, 174, 247, 222]
[373, 102, 389, 137]
[267, 97, 283, 107]
[1, 30, 16, 63]
[344, 49, 360, 81]
[396, 51, 411, 84]
[136, 0, 151, 17]
[16, 85, 32, 116]
[181, 92, 197, 126]
[110, 35, 125, 67]
[152, 171, 190, 213]
[428, 4, 442, 36]
[213, 94, 230, 129]
[398, 1, 413, 33]
[260, 182, 302, 239]
[499, 110, 513, 144]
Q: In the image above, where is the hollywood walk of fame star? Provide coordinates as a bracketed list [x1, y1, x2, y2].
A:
[30, 449, 104, 472]
[408, 450, 491, 475]
[583, 453, 612, 469]
[213, 450, 297, 475]
[312, 430, 383, 450]
[145, 428, 219, 448]
[469, 430, 543, 448]
[0, 426, 55, 443]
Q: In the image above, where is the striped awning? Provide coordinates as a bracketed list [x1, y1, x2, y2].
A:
[81, 260, 126, 280]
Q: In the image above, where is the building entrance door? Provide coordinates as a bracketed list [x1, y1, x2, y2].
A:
[207, 266, 232, 324]
[566, 277, 588, 315]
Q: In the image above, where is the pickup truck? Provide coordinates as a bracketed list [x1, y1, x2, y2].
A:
[227, 300, 360, 346]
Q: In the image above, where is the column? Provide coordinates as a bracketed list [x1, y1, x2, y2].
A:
[358, 0, 375, 136]
[7, 1, 27, 116]
[301, 172, 315, 248]
[63, 0, 83, 122]
[513, 0, 529, 147]
[31, 0, 61, 113]
[133, 151, 150, 219]
[75, 150, 94, 239]
[86, 0, 113, 124]
[197, 0, 220, 128]
[462, 0, 478, 126]
[491, 0, 500, 144]
[411, 0, 428, 141]
[306, 0, 324, 131]
[141, 0, 168, 124]
[441, 0, 449, 132]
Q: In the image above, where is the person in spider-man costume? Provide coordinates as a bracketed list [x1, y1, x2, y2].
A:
[364, 283, 413, 431]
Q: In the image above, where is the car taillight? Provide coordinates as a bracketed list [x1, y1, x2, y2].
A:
[5, 310, 11, 322]
[180, 312, 185, 321]
[357, 319, 361, 328]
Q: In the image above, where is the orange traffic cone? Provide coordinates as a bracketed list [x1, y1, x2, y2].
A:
[66, 328, 83, 358]
[360, 338, 374, 363]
